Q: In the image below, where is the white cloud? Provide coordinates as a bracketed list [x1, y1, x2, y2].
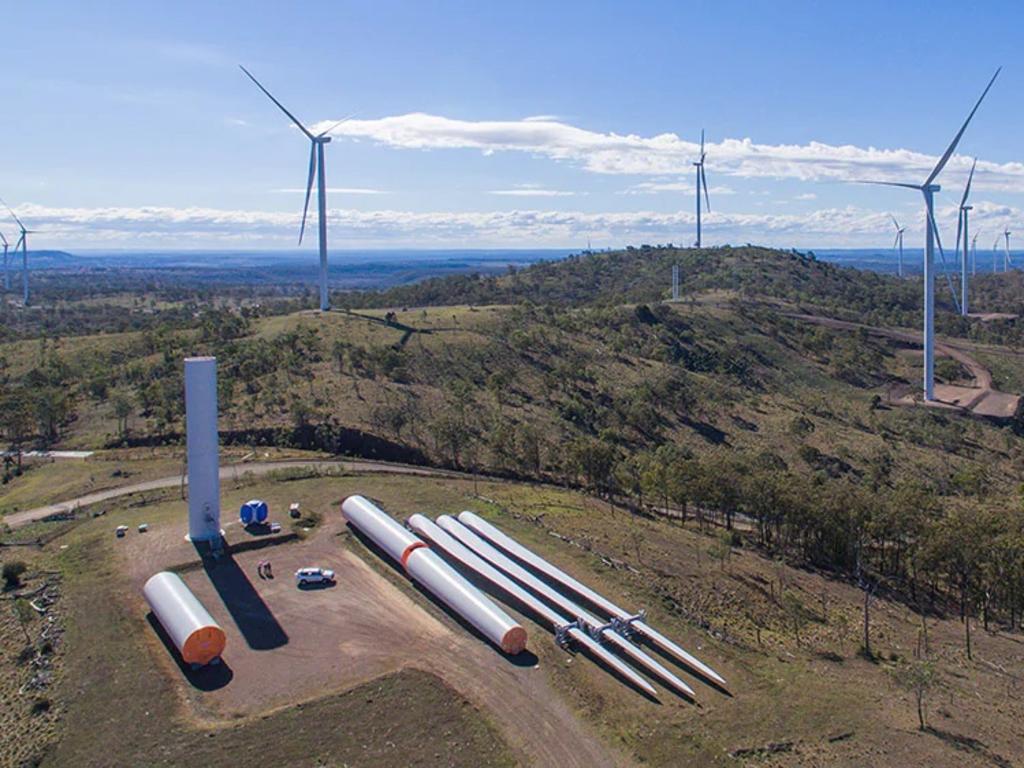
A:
[621, 181, 736, 196]
[10, 200, 970, 249]
[274, 187, 389, 195]
[311, 112, 1024, 190]
[489, 188, 576, 197]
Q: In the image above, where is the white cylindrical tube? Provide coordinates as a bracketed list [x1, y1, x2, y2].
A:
[342, 496, 527, 654]
[457, 510, 727, 689]
[437, 515, 695, 700]
[143, 571, 226, 666]
[185, 357, 221, 542]
[408, 514, 657, 697]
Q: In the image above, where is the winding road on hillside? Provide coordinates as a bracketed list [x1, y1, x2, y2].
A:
[2, 459, 469, 530]
[788, 313, 1019, 417]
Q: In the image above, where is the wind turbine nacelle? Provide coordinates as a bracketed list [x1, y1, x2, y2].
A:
[318, 136, 332, 144]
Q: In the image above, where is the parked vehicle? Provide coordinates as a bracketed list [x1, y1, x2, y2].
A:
[115, 525, 128, 538]
[295, 567, 335, 586]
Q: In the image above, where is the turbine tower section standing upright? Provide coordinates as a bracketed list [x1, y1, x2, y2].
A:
[241, 66, 353, 312]
[692, 130, 710, 248]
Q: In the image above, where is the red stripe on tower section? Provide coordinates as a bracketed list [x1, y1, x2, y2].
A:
[400, 541, 428, 571]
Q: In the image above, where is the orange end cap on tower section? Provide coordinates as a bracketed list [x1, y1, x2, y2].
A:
[501, 626, 528, 655]
[181, 625, 227, 666]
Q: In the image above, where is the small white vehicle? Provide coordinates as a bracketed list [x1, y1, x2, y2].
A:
[115, 525, 129, 538]
[295, 567, 336, 586]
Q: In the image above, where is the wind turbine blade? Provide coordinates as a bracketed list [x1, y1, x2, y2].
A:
[701, 166, 711, 212]
[0, 232, 7, 247]
[890, 214, 901, 231]
[14, 234, 24, 250]
[893, 231, 901, 249]
[700, 128, 704, 157]
[960, 157, 977, 206]
[239, 65, 315, 140]
[298, 143, 317, 245]
[0, 196, 25, 230]
[854, 180, 922, 190]
[317, 112, 358, 138]
[924, 67, 1001, 187]
[929, 207, 962, 313]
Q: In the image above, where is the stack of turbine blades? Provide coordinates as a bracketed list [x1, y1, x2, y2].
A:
[433, 514, 698, 700]
[406, 514, 658, 698]
[456, 511, 728, 691]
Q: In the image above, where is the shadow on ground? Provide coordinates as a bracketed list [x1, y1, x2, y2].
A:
[196, 542, 289, 651]
[146, 613, 234, 691]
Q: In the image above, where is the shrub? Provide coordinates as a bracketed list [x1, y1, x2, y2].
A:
[2, 560, 27, 588]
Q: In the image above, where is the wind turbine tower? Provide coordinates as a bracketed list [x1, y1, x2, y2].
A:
[1004, 227, 1013, 272]
[241, 66, 351, 312]
[693, 130, 710, 247]
[954, 158, 977, 316]
[0, 232, 8, 291]
[890, 215, 905, 277]
[994, 236, 1001, 273]
[858, 68, 999, 402]
[2, 199, 33, 306]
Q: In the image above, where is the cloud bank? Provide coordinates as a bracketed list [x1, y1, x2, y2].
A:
[311, 113, 1024, 190]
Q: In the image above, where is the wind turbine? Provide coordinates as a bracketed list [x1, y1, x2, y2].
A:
[890, 214, 905, 277]
[954, 158, 977, 316]
[994, 236, 1001, 273]
[1, 198, 34, 306]
[1004, 227, 1013, 272]
[693, 130, 710, 247]
[857, 67, 1000, 402]
[971, 232, 979, 276]
[0, 231, 8, 291]
[240, 65, 352, 312]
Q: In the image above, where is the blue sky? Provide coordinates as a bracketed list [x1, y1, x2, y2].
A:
[3, 0, 1024, 250]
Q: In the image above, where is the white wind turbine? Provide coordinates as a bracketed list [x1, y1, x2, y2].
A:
[1004, 227, 1013, 272]
[241, 65, 353, 312]
[994, 236, 1001, 273]
[692, 130, 710, 247]
[857, 67, 1000, 402]
[0, 231, 9, 291]
[890, 214, 905, 277]
[1, 198, 35, 306]
[954, 158, 977, 316]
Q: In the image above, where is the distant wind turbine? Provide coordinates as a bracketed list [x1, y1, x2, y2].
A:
[954, 158, 977, 316]
[1, 198, 35, 306]
[1004, 227, 1013, 272]
[240, 65, 354, 312]
[856, 67, 1000, 401]
[0, 231, 8, 291]
[971, 232, 979, 276]
[994, 236, 1001, 273]
[693, 130, 710, 247]
[890, 214, 905, 277]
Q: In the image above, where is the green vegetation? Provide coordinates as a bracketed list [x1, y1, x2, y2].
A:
[6, 245, 1024, 765]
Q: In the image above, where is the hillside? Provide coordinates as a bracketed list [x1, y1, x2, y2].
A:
[4, 245, 1024, 765]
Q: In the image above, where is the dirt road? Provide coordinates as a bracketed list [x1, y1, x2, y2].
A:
[788, 313, 1020, 418]
[3, 459, 466, 530]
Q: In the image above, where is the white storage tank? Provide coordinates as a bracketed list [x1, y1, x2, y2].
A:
[143, 571, 226, 666]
